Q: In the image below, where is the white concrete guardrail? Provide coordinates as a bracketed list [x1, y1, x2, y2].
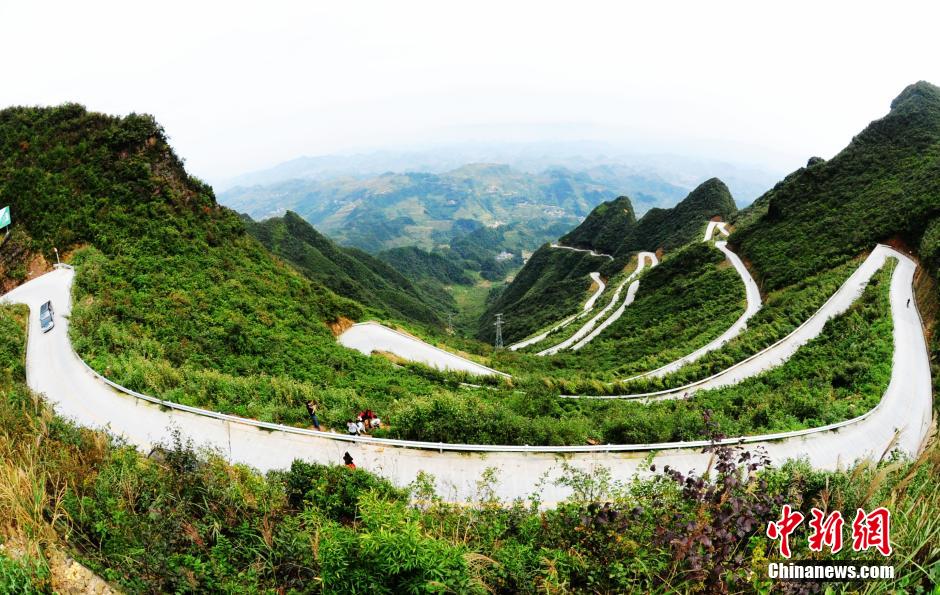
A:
[0, 250, 930, 504]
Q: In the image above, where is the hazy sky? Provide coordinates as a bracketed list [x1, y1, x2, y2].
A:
[2, 0, 939, 183]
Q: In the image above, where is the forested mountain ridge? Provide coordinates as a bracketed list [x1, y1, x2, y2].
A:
[0, 86, 938, 594]
[0, 104, 361, 324]
[732, 81, 940, 292]
[244, 211, 456, 327]
[557, 195, 636, 255]
[376, 246, 473, 285]
[560, 177, 737, 256]
[0, 104, 483, 446]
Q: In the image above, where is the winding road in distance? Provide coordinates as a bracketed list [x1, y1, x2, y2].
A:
[339, 322, 509, 377]
[2, 242, 931, 504]
[621, 222, 762, 379]
[565, 245, 909, 400]
[538, 252, 657, 356]
[508, 249, 612, 351]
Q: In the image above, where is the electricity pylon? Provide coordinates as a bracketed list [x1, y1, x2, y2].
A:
[494, 313, 504, 349]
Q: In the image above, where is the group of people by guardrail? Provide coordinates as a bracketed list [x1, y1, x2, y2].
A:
[305, 400, 382, 436]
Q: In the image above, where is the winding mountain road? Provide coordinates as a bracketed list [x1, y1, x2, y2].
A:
[0, 246, 931, 504]
[538, 252, 658, 356]
[548, 242, 614, 260]
[507, 250, 613, 351]
[704, 220, 730, 241]
[582, 272, 606, 311]
[339, 321, 509, 377]
[566, 245, 912, 400]
[623, 237, 762, 379]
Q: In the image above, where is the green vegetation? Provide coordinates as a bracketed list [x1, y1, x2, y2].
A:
[605, 257, 860, 393]
[0, 87, 938, 592]
[477, 244, 607, 342]
[444, 223, 529, 282]
[0, 325, 933, 592]
[0, 553, 48, 594]
[245, 211, 456, 327]
[68, 242, 471, 430]
[377, 245, 473, 286]
[557, 195, 636, 256]
[392, 263, 894, 445]
[0, 104, 478, 434]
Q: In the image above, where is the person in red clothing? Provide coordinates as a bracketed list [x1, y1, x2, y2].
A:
[343, 452, 355, 469]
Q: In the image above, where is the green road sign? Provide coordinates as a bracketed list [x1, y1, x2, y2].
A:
[0, 206, 9, 229]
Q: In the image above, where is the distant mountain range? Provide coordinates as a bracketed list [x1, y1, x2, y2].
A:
[215, 141, 782, 204]
[220, 163, 695, 255]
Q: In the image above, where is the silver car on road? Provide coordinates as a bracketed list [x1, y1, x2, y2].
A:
[39, 300, 54, 332]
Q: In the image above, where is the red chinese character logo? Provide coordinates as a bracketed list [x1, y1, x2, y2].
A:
[766, 504, 805, 558]
[807, 508, 844, 553]
[852, 507, 892, 556]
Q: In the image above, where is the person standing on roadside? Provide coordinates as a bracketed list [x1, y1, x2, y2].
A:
[343, 452, 356, 469]
[306, 401, 320, 430]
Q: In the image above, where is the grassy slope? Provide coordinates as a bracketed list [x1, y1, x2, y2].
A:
[377, 245, 474, 286]
[730, 80, 940, 436]
[477, 244, 607, 342]
[606, 258, 859, 393]
[733, 81, 940, 291]
[388, 263, 894, 445]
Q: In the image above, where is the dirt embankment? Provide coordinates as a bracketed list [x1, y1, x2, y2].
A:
[0, 228, 50, 294]
[328, 316, 356, 336]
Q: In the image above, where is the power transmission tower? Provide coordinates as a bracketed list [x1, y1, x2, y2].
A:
[494, 313, 504, 349]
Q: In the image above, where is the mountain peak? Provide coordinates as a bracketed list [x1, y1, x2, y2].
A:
[889, 80, 940, 112]
[681, 177, 736, 213]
